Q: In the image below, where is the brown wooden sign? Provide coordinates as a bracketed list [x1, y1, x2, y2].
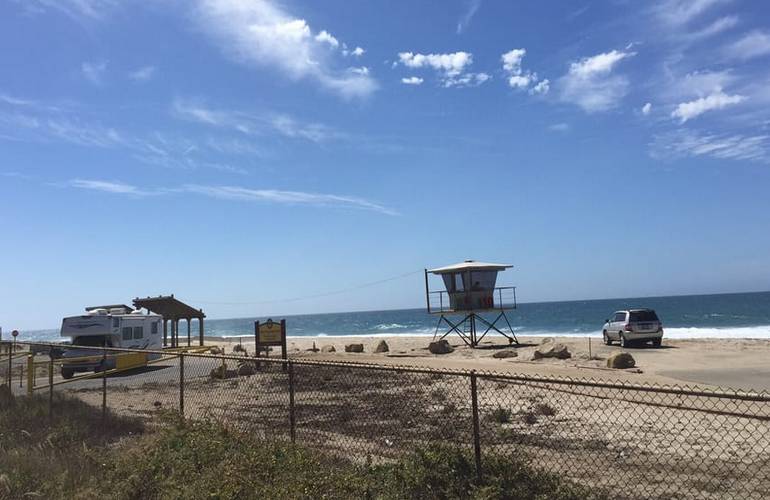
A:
[254, 319, 287, 370]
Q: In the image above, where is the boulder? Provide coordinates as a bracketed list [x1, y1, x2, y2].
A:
[540, 337, 554, 345]
[532, 343, 571, 360]
[345, 343, 364, 353]
[428, 340, 454, 355]
[373, 340, 389, 353]
[209, 365, 236, 379]
[321, 344, 336, 353]
[237, 362, 256, 376]
[232, 344, 247, 355]
[607, 352, 636, 369]
[492, 349, 518, 359]
[209, 346, 223, 355]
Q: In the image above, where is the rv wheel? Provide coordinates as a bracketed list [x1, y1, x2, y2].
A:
[61, 368, 74, 380]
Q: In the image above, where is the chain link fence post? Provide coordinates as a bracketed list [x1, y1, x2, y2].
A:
[48, 357, 54, 421]
[288, 360, 296, 444]
[101, 348, 107, 428]
[179, 353, 185, 418]
[26, 354, 33, 395]
[470, 370, 482, 484]
[6, 344, 11, 387]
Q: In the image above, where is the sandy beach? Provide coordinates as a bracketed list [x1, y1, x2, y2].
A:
[209, 335, 770, 392]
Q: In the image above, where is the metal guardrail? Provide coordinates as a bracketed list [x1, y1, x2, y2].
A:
[4, 341, 770, 499]
[427, 286, 517, 314]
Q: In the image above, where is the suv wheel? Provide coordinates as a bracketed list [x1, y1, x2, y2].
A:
[61, 367, 74, 379]
[603, 331, 612, 346]
[620, 333, 629, 348]
[652, 338, 662, 348]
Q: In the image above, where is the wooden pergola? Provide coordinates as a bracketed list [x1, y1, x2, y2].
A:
[133, 295, 206, 347]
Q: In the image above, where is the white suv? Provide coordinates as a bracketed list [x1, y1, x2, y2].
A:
[602, 309, 663, 348]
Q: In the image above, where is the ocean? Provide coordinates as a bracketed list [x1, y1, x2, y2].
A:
[18, 291, 770, 342]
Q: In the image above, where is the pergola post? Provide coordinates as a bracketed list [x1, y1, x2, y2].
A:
[199, 318, 204, 346]
[187, 319, 191, 347]
[172, 319, 177, 348]
[163, 320, 168, 347]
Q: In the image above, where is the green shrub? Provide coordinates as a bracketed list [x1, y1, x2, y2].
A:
[489, 406, 512, 424]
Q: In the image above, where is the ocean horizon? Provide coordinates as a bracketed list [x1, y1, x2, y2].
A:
[16, 290, 770, 342]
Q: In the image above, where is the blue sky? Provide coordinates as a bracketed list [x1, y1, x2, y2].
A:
[2, 0, 770, 330]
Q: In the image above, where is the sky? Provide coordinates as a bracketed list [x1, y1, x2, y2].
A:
[2, 0, 770, 330]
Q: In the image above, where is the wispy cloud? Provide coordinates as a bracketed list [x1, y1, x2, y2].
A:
[456, 0, 482, 34]
[193, 0, 376, 99]
[66, 179, 398, 215]
[81, 61, 107, 85]
[724, 30, 770, 61]
[172, 98, 344, 143]
[19, 0, 118, 20]
[181, 185, 398, 215]
[654, 0, 732, 27]
[548, 123, 569, 132]
[128, 65, 157, 82]
[650, 129, 770, 163]
[69, 179, 155, 196]
[671, 89, 746, 123]
[396, 51, 489, 88]
[559, 49, 635, 112]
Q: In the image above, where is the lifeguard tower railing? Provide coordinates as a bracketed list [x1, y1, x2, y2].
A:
[427, 286, 517, 315]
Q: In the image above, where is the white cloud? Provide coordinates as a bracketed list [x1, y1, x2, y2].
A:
[501, 48, 548, 94]
[671, 89, 746, 123]
[128, 65, 156, 82]
[724, 30, 770, 61]
[397, 51, 488, 88]
[315, 30, 339, 48]
[401, 76, 424, 85]
[529, 79, 550, 95]
[398, 51, 473, 77]
[457, 0, 482, 34]
[559, 50, 634, 112]
[81, 61, 107, 85]
[351, 46, 365, 57]
[444, 72, 490, 88]
[69, 179, 152, 196]
[642, 102, 652, 115]
[193, 0, 376, 99]
[650, 129, 770, 162]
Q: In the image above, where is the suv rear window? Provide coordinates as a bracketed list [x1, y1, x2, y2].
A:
[630, 310, 659, 322]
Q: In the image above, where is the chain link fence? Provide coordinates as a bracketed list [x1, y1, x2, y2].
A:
[4, 341, 770, 499]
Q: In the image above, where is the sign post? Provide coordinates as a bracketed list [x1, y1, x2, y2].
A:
[254, 319, 287, 372]
[11, 330, 18, 354]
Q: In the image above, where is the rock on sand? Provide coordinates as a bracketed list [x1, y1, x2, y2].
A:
[321, 344, 336, 353]
[428, 340, 454, 355]
[607, 352, 636, 369]
[492, 349, 518, 359]
[532, 343, 571, 360]
[345, 343, 364, 353]
[373, 340, 389, 353]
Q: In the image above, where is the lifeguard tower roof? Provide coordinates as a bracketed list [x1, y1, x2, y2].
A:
[428, 260, 512, 274]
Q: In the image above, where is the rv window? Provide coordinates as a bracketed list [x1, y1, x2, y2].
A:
[133, 327, 143, 339]
[151, 322, 159, 335]
[122, 327, 132, 341]
[112, 318, 119, 328]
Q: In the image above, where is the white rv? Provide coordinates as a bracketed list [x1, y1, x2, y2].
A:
[59, 305, 163, 378]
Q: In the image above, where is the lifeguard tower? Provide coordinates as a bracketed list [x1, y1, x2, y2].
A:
[425, 260, 518, 347]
